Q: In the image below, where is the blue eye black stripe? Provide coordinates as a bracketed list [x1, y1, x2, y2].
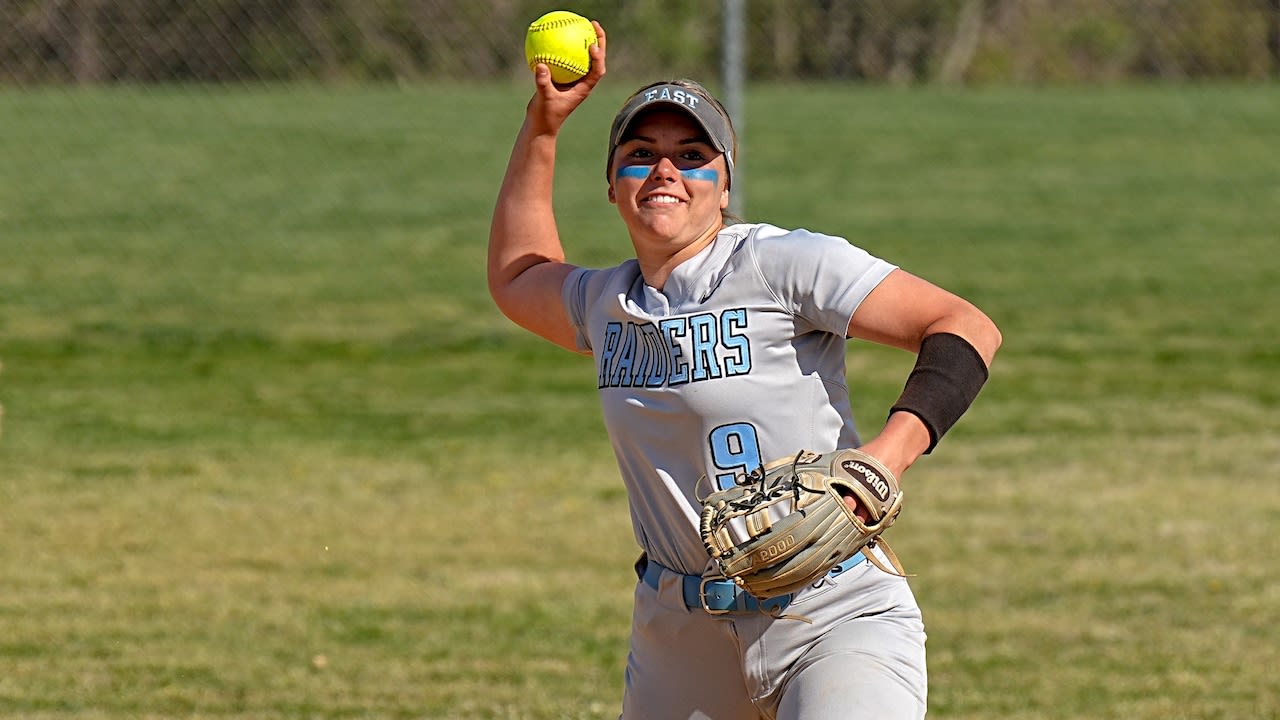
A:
[680, 168, 719, 183]
[615, 165, 719, 184]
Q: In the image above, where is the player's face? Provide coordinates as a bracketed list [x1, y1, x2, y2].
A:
[608, 110, 730, 251]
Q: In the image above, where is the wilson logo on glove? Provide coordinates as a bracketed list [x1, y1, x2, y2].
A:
[841, 459, 892, 502]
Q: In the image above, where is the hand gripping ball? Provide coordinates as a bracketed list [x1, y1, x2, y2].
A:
[524, 11, 596, 84]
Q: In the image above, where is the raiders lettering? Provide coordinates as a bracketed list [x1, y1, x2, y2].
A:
[597, 309, 752, 389]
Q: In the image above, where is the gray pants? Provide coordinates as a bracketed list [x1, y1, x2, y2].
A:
[621, 552, 927, 720]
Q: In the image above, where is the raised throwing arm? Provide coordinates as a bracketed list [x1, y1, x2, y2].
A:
[487, 22, 607, 352]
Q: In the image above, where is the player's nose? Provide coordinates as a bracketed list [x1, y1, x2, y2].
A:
[649, 156, 679, 182]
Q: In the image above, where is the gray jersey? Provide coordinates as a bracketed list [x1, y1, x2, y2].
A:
[563, 223, 897, 575]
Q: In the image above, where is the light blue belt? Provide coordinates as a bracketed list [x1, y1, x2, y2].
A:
[640, 551, 866, 614]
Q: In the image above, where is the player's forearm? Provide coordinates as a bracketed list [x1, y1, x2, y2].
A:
[486, 122, 581, 350]
[919, 304, 1002, 368]
[489, 122, 565, 298]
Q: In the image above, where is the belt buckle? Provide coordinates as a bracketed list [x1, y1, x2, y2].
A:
[698, 576, 735, 615]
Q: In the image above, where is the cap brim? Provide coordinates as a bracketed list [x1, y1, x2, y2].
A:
[608, 84, 735, 178]
[611, 102, 730, 154]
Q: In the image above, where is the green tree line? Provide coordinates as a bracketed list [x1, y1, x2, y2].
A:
[3, 0, 1278, 85]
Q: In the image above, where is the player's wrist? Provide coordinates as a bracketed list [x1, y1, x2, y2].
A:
[862, 413, 931, 477]
[520, 115, 563, 143]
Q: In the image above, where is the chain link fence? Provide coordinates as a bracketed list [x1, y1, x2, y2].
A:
[3, 0, 1279, 86]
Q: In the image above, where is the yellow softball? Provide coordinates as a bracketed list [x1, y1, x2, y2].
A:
[524, 11, 596, 84]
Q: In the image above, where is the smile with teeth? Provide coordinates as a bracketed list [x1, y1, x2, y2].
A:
[644, 194, 682, 205]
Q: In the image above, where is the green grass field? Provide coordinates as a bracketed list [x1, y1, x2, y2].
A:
[1, 81, 1277, 719]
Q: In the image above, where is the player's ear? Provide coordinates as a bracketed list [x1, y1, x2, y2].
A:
[720, 187, 730, 210]
[608, 183, 617, 204]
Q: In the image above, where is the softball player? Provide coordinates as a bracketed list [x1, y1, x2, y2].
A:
[489, 22, 1001, 720]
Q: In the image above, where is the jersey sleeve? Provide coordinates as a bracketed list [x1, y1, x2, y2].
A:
[562, 260, 647, 353]
[750, 226, 897, 336]
[561, 266, 597, 353]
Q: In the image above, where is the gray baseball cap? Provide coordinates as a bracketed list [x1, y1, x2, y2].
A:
[607, 81, 736, 187]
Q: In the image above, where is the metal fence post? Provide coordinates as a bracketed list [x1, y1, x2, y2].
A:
[722, 0, 746, 218]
